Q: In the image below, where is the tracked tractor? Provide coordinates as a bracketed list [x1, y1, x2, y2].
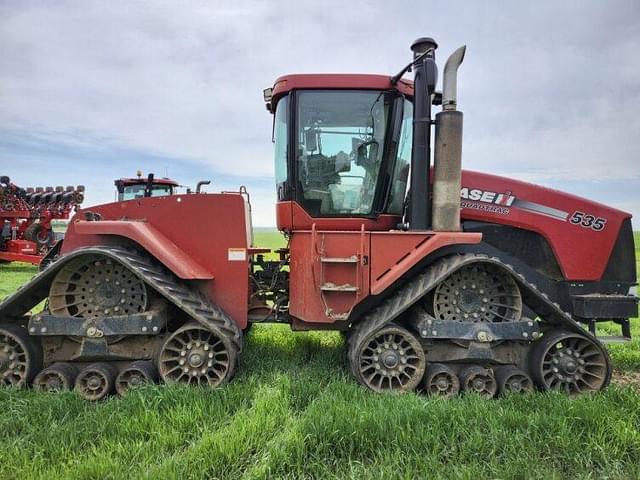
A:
[0, 38, 637, 400]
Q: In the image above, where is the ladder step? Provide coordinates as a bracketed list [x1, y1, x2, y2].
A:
[320, 283, 358, 292]
[597, 336, 632, 344]
[320, 256, 359, 263]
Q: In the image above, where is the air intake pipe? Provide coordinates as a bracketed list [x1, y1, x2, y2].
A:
[408, 37, 438, 231]
[432, 46, 466, 232]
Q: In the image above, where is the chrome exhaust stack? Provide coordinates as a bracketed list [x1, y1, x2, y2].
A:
[432, 46, 466, 231]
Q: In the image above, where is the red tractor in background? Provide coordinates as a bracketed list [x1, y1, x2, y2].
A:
[0, 176, 84, 265]
[114, 171, 211, 201]
[115, 172, 179, 202]
[0, 37, 637, 400]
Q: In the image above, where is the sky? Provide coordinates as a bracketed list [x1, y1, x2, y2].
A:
[1, 0, 639, 227]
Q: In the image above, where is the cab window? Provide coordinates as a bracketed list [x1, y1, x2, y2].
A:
[296, 90, 391, 216]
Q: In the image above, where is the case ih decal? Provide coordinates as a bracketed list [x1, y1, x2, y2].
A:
[460, 188, 515, 206]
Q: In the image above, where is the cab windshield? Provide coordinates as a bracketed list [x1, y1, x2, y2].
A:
[120, 184, 173, 201]
[295, 90, 391, 216]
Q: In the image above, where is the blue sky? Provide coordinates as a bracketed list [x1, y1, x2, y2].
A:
[1, 0, 638, 226]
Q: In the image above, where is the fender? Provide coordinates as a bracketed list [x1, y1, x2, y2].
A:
[69, 220, 213, 280]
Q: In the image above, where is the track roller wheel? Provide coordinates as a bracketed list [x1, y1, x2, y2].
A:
[158, 323, 237, 387]
[350, 325, 426, 393]
[74, 363, 117, 401]
[116, 361, 158, 396]
[529, 330, 610, 395]
[460, 365, 497, 398]
[494, 365, 533, 395]
[423, 363, 460, 398]
[0, 324, 42, 387]
[33, 363, 78, 392]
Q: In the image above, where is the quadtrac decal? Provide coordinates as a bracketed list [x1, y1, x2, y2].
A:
[460, 188, 514, 215]
[460, 188, 607, 231]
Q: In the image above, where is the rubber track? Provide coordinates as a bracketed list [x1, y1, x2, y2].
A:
[348, 253, 610, 378]
[0, 246, 243, 352]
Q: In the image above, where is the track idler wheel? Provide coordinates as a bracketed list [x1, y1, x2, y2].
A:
[33, 363, 78, 392]
[350, 325, 426, 393]
[423, 363, 460, 398]
[0, 324, 41, 387]
[494, 365, 533, 395]
[460, 365, 497, 398]
[116, 361, 158, 396]
[158, 323, 237, 387]
[75, 363, 117, 401]
[529, 330, 610, 394]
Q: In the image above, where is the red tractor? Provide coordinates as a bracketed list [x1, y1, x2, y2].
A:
[0, 176, 84, 265]
[115, 172, 180, 201]
[0, 38, 637, 400]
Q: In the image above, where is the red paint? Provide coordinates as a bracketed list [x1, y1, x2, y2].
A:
[276, 201, 400, 232]
[370, 232, 481, 295]
[63, 193, 251, 328]
[278, 167, 631, 282]
[73, 220, 213, 279]
[459, 170, 630, 281]
[269, 74, 414, 110]
[0, 240, 41, 265]
[288, 229, 480, 323]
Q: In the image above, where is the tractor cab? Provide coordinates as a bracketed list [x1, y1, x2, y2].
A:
[115, 172, 179, 201]
[265, 76, 416, 231]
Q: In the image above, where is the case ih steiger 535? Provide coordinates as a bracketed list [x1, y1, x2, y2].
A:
[0, 38, 637, 400]
[0, 176, 84, 265]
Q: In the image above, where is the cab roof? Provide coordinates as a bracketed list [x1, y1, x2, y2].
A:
[268, 74, 414, 112]
[116, 177, 179, 187]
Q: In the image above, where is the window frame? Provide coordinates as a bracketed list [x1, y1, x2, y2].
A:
[289, 88, 403, 219]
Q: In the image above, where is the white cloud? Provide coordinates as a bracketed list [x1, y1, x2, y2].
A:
[0, 0, 639, 226]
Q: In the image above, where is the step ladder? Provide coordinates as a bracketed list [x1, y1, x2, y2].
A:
[313, 226, 365, 320]
[588, 318, 632, 344]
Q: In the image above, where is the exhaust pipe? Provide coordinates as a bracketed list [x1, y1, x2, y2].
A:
[432, 46, 466, 232]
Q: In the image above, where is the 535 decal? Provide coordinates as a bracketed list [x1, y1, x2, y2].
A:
[569, 211, 606, 231]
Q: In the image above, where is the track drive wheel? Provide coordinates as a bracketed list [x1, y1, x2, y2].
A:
[433, 263, 522, 322]
[116, 360, 158, 396]
[423, 363, 460, 398]
[494, 365, 533, 395]
[158, 323, 237, 387]
[529, 330, 610, 394]
[49, 254, 147, 319]
[460, 365, 497, 398]
[33, 363, 78, 392]
[0, 324, 42, 387]
[75, 363, 117, 401]
[350, 325, 426, 393]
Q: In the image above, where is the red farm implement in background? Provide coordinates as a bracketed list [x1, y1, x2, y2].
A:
[0, 176, 84, 265]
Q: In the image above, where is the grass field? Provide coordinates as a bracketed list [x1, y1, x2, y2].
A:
[0, 231, 638, 479]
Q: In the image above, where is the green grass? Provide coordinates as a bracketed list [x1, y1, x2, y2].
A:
[0, 230, 638, 479]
